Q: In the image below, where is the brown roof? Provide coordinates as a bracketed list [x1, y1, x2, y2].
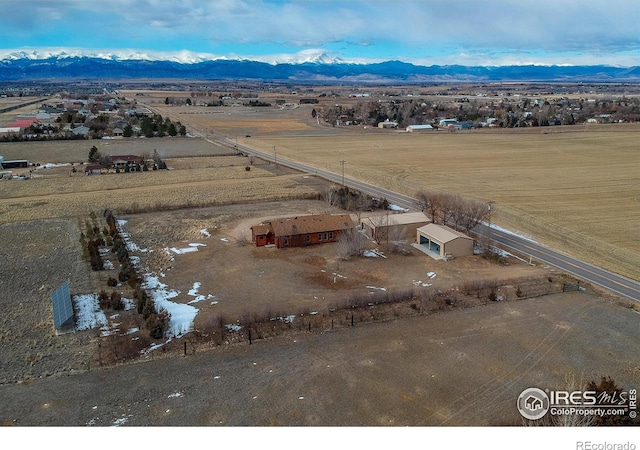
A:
[111, 155, 143, 163]
[416, 223, 472, 243]
[251, 224, 272, 236]
[265, 214, 354, 237]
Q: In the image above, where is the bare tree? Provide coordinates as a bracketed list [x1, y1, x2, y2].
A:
[336, 228, 368, 260]
[388, 225, 410, 254]
[459, 199, 490, 232]
[322, 186, 340, 213]
[367, 213, 389, 245]
[352, 191, 370, 225]
[415, 189, 443, 223]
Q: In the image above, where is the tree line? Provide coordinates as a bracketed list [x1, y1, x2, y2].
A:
[415, 190, 489, 233]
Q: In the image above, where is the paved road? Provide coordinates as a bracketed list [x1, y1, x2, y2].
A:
[212, 136, 640, 304]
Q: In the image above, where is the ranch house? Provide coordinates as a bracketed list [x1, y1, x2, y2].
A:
[251, 214, 355, 248]
[111, 155, 144, 170]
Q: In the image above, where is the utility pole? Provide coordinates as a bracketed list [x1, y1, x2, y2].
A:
[339, 160, 346, 186]
[487, 200, 494, 253]
[273, 146, 277, 166]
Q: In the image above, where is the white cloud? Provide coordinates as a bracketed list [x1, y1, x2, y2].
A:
[1, 0, 638, 66]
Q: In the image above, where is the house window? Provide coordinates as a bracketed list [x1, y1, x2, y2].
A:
[305, 234, 311, 244]
[323, 232, 328, 241]
[318, 233, 323, 241]
[329, 232, 334, 240]
[283, 237, 289, 247]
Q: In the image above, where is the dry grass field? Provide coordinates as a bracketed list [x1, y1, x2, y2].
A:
[0, 138, 326, 225]
[152, 104, 639, 281]
[244, 127, 640, 281]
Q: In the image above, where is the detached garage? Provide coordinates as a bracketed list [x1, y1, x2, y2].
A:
[415, 223, 474, 260]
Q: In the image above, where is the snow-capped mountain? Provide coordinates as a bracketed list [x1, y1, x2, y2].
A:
[0, 48, 638, 82]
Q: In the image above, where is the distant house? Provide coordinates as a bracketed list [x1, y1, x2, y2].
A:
[35, 112, 53, 123]
[111, 155, 144, 170]
[439, 119, 459, 127]
[8, 118, 39, 130]
[378, 119, 398, 129]
[405, 124, 434, 132]
[415, 223, 474, 260]
[84, 164, 103, 175]
[0, 127, 21, 136]
[71, 125, 90, 137]
[251, 214, 355, 248]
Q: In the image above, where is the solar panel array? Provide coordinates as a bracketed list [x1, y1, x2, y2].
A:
[51, 282, 73, 330]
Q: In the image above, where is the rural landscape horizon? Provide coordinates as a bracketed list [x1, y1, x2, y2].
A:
[1, 1, 639, 448]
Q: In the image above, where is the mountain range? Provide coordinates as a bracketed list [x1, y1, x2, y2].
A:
[1, 51, 638, 83]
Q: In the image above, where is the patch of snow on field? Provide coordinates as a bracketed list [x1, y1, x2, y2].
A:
[74, 294, 107, 330]
[112, 415, 132, 426]
[363, 250, 379, 257]
[142, 274, 198, 337]
[189, 243, 206, 248]
[427, 272, 436, 279]
[388, 204, 409, 212]
[200, 229, 211, 238]
[40, 162, 71, 169]
[188, 282, 213, 304]
[188, 282, 201, 296]
[367, 286, 387, 291]
[103, 260, 114, 270]
[169, 246, 199, 255]
[122, 297, 135, 310]
[225, 323, 242, 332]
[220, 237, 230, 242]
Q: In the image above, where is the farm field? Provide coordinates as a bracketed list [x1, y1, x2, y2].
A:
[1, 90, 638, 428]
[0, 136, 327, 225]
[1, 288, 638, 426]
[151, 102, 640, 281]
[245, 128, 640, 282]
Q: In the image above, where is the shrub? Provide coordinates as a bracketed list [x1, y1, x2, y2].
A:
[146, 310, 170, 339]
[107, 277, 118, 287]
[110, 291, 124, 310]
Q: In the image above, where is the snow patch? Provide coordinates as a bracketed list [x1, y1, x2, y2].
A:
[366, 286, 387, 291]
[169, 246, 199, 254]
[73, 294, 107, 330]
[142, 274, 198, 337]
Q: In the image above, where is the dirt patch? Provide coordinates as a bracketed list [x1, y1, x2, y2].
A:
[1, 290, 638, 426]
[0, 219, 97, 384]
[117, 199, 553, 335]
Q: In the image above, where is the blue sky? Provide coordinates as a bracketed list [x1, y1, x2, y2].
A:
[0, 0, 638, 66]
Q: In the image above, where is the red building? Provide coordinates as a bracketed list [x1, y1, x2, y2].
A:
[251, 214, 355, 248]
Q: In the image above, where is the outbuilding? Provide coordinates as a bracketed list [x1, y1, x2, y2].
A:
[415, 223, 474, 260]
[405, 124, 434, 132]
[361, 211, 430, 243]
